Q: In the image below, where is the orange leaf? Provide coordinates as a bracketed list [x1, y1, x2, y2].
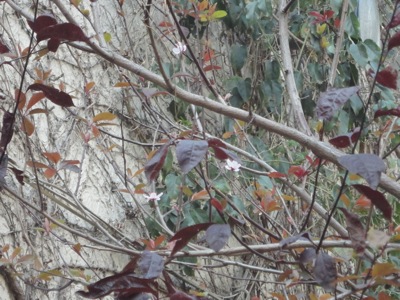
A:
[191, 189, 209, 201]
[91, 125, 100, 137]
[43, 152, 61, 164]
[211, 198, 225, 212]
[114, 82, 131, 87]
[372, 263, 398, 277]
[268, 172, 287, 178]
[378, 291, 393, 300]
[92, 112, 117, 123]
[44, 168, 57, 179]
[203, 65, 222, 72]
[27, 92, 45, 112]
[28, 108, 48, 115]
[21, 116, 34, 136]
[198, 0, 208, 11]
[15, 89, 26, 110]
[10, 247, 21, 260]
[154, 235, 166, 247]
[84, 81, 95, 94]
[355, 195, 371, 208]
[27, 161, 49, 168]
[133, 168, 144, 177]
[72, 243, 82, 254]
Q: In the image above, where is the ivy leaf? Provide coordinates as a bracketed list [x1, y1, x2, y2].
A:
[313, 252, 337, 291]
[375, 67, 398, 90]
[338, 154, 385, 190]
[36, 23, 88, 43]
[316, 86, 359, 120]
[27, 83, 74, 107]
[230, 44, 247, 73]
[169, 223, 213, 257]
[137, 251, 164, 279]
[144, 142, 171, 182]
[353, 184, 392, 221]
[175, 140, 208, 174]
[338, 208, 366, 255]
[205, 224, 231, 252]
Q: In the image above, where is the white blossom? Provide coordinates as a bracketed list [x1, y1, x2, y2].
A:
[225, 159, 241, 172]
[172, 42, 187, 55]
[144, 192, 163, 202]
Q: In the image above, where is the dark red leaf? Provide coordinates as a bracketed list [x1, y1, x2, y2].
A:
[175, 140, 208, 174]
[316, 86, 359, 120]
[75, 274, 156, 299]
[299, 248, 316, 264]
[210, 198, 224, 213]
[137, 251, 164, 279]
[0, 111, 14, 150]
[374, 106, 400, 118]
[324, 10, 335, 19]
[37, 23, 88, 43]
[47, 38, 61, 52]
[0, 41, 10, 54]
[338, 154, 386, 190]
[207, 138, 226, 149]
[27, 83, 74, 107]
[309, 11, 325, 24]
[389, 12, 400, 29]
[27, 14, 57, 33]
[169, 223, 213, 256]
[205, 224, 231, 252]
[313, 252, 337, 291]
[0, 154, 8, 186]
[144, 142, 171, 182]
[353, 184, 392, 221]
[212, 146, 241, 162]
[388, 31, 400, 51]
[375, 66, 398, 89]
[338, 208, 366, 255]
[10, 167, 24, 185]
[279, 232, 311, 248]
[329, 128, 360, 148]
[203, 65, 222, 72]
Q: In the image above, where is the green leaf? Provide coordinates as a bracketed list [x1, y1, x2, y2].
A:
[165, 174, 181, 199]
[230, 44, 247, 73]
[349, 43, 368, 67]
[103, 32, 111, 43]
[211, 10, 227, 20]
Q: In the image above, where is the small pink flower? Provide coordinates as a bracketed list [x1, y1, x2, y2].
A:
[144, 192, 163, 202]
[172, 42, 187, 55]
[225, 159, 241, 172]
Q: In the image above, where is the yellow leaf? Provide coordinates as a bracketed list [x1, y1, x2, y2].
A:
[133, 168, 144, 177]
[282, 194, 296, 201]
[222, 131, 233, 139]
[316, 23, 327, 35]
[339, 193, 350, 207]
[349, 173, 361, 181]
[114, 82, 131, 87]
[320, 36, 329, 49]
[211, 10, 227, 20]
[10, 247, 21, 260]
[191, 189, 209, 201]
[93, 112, 117, 123]
[81, 9, 90, 16]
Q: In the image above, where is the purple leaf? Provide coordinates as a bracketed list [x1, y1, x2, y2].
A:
[316, 86, 359, 120]
[353, 184, 392, 221]
[27, 83, 74, 107]
[388, 31, 400, 51]
[299, 248, 316, 264]
[313, 252, 337, 291]
[144, 142, 171, 182]
[279, 232, 311, 248]
[175, 140, 208, 174]
[205, 224, 231, 252]
[375, 67, 398, 89]
[137, 251, 164, 279]
[169, 223, 213, 256]
[374, 106, 400, 118]
[338, 208, 366, 255]
[47, 38, 61, 52]
[37, 23, 88, 43]
[338, 154, 385, 190]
